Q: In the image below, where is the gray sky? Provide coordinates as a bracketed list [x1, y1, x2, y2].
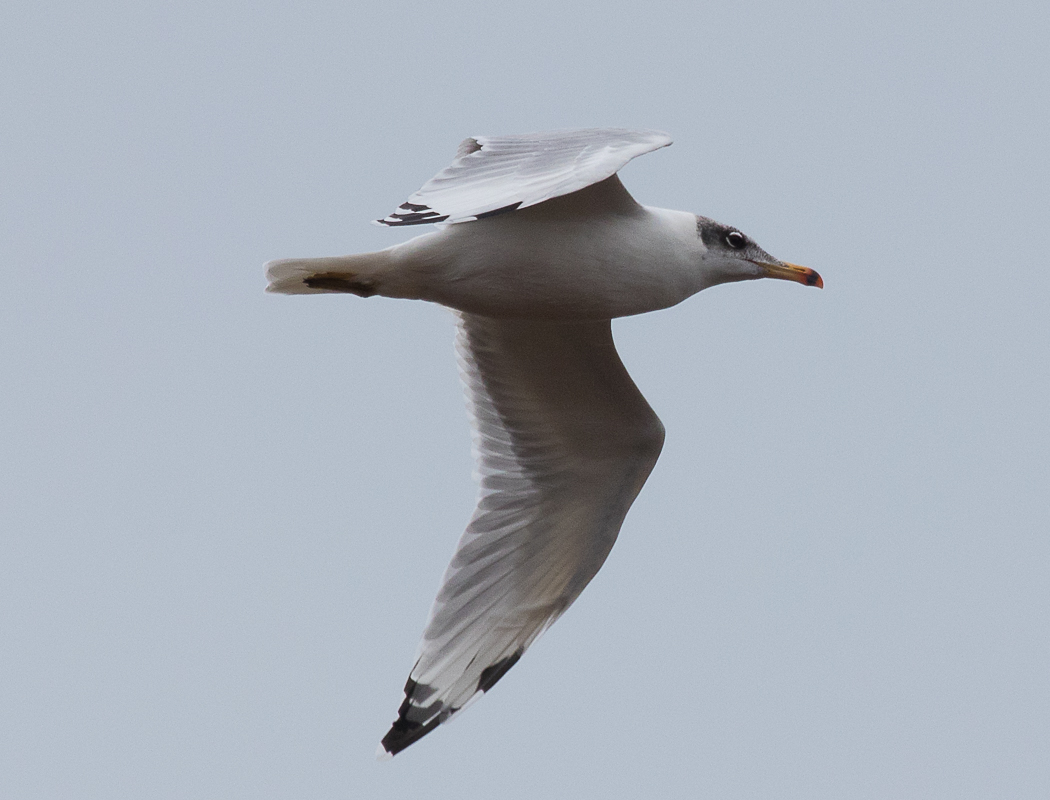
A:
[3, 1, 1048, 797]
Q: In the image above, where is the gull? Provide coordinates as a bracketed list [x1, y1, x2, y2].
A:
[265, 128, 822, 758]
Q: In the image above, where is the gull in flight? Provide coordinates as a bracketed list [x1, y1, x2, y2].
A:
[265, 128, 822, 758]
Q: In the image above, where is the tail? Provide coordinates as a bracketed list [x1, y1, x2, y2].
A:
[265, 252, 392, 296]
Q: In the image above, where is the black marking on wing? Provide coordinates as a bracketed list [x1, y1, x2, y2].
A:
[382, 212, 449, 226]
[379, 650, 525, 756]
[377, 202, 449, 226]
[403, 677, 436, 702]
[476, 650, 523, 693]
[380, 706, 458, 756]
[379, 676, 458, 756]
[473, 201, 523, 220]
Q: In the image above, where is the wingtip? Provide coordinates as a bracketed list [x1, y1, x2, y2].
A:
[653, 129, 673, 146]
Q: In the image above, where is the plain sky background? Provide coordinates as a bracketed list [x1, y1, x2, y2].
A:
[3, 1, 1048, 797]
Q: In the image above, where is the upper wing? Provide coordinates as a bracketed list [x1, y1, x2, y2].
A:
[379, 313, 665, 757]
[376, 128, 672, 226]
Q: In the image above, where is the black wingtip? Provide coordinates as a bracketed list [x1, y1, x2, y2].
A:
[378, 651, 525, 757]
[379, 677, 456, 757]
[379, 713, 443, 757]
[376, 203, 449, 226]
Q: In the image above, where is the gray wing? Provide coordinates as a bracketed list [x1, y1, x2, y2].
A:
[376, 128, 672, 226]
[379, 313, 665, 757]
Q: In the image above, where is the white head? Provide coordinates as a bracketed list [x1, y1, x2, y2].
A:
[695, 215, 823, 290]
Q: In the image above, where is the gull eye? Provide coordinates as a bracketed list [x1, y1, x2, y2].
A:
[725, 230, 747, 250]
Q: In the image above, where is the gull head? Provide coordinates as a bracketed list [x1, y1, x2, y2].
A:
[695, 215, 823, 290]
